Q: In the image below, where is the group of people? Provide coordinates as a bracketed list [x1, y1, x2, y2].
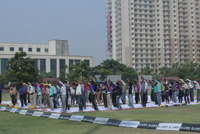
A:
[1, 75, 200, 113]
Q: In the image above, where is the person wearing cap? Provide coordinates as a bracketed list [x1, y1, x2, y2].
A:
[186, 79, 194, 102]
[22, 83, 27, 106]
[57, 81, 66, 113]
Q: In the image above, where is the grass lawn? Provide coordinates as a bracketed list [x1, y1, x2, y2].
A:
[0, 105, 200, 134]
[0, 111, 195, 134]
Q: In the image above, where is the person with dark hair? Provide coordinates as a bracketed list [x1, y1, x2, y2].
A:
[63, 81, 70, 110]
[19, 83, 24, 107]
[116, 80, 122, 110]
[110, 80, 117, 107]
[193, 80, 200, 102]
[0, 84, 2, 104]
[82, 80, 88, 109]
[127, 78, 134, 108]
[10, 84, 16, 106]
[186, 79, 194, 102]
[75, 81, 83, 113]
[89, 78, 99, 111]
[133, 79, 140, 104]
[57, 81, 66, 113]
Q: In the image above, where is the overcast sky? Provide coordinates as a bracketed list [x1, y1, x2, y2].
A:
[0, 0, 106, 65]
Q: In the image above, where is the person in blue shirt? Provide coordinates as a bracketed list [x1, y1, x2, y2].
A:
[0, 84, 3, 104]
[19, 83, 24, 107]
[89, 79, 99, 111]
[22, 83, 27, 106]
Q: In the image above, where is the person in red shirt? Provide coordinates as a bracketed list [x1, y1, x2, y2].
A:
[82, 80, 88, 109]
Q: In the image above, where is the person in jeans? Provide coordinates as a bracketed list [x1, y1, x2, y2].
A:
[102, 80, 112, 110]
[40, 83, 46, 106]
[0, 84, 3, 104]
[36, 82, 42, 109]
[133, 79, 140, 104]
[10, 84, 16, 106]
[70, 84, 75, 106]
[22, 83, 27, 106]
[82, 80, 88, 109]
[75, 81, 83, 113]
[186, 79, 194, 102]
[89, 79, 99, 111]
[127, 78, 134, 108]
[121, 80, 126, 104]
[19, 83, 24, 107]
[116, 80, 122, 110]
[171, 81, 177, 104]
[193, 80, 200, 102]
[48, 84, 54, 111]
[180, 79, 190, 104]
[57, 81, 66, 113]
[52, 83, 57, 108]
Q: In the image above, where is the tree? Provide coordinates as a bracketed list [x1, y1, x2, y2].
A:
[139, 65, 154, 75]
[67, 61, 92, 82]
[4, 52, 39, 83]
[94, 59, 137, 81]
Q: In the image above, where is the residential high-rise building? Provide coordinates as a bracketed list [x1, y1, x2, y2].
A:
[106, 0, 200, 72]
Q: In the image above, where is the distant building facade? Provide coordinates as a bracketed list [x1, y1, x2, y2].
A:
[106, 0, 200, 72]
[0, 40, 94, 77]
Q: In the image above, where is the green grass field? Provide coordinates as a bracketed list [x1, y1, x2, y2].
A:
[1, 92, 200, 134]
[0, 105, 199, 134]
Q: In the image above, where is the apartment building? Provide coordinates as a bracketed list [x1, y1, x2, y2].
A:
[0, 40, 94, 77]
[106, 0, 200, 72]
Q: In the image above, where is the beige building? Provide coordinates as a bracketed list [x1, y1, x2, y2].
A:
[106, 0, 200, 72]
[0, 40, 94, 77]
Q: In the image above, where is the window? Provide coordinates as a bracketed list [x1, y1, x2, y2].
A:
[84, 60, 90, 66]
[34, 59, 38, 68]
[40, 59, 46, 73]
[75, 60, 81, 64]
[0, 47, 4, 51]
[1, 58, 8, 74]
[50, 59, 57, 77]
[45, 48, 48, 52]
[19, 47, 23, 51]
[10, 47, 14, 51]
[36, 48, 40, 52]
[59, 59, 66, 76]
[69, 59, 74, 67]
[28, 48, 32, 52]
